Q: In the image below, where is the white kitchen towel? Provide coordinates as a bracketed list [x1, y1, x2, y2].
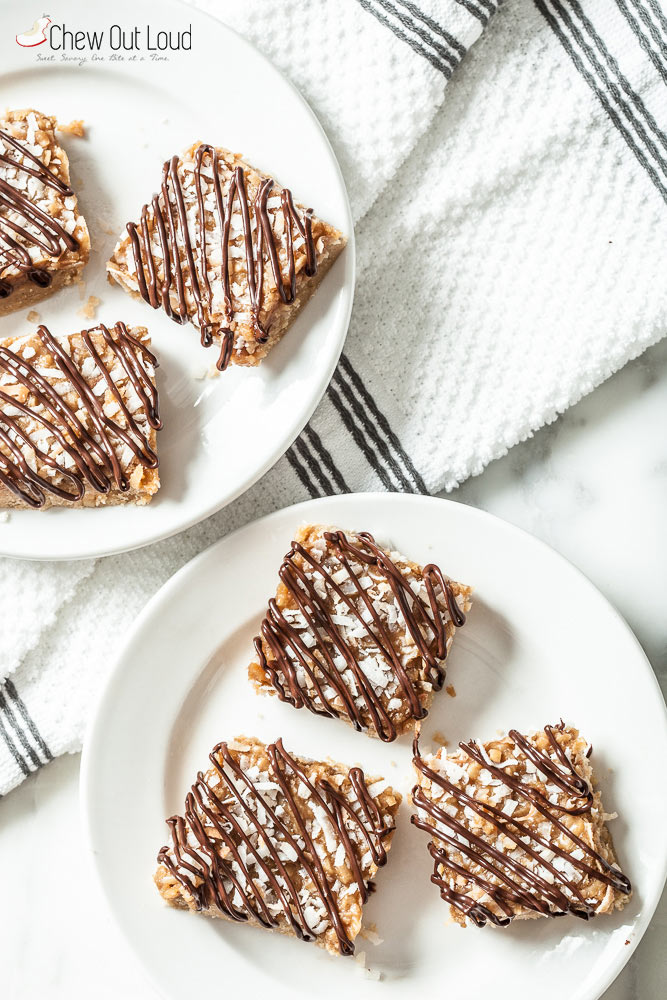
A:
[1, 0, 666, 793]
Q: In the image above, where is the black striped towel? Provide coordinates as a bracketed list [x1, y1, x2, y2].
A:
[2, 0, 667, 792]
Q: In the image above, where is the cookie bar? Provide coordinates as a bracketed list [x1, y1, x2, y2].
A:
[0, 322, 161, 508]
[107, 143, 346, 370]
[154, 736, 400, 956]
[0, 109, 90, 316]
[411, 723, 631, 927]
[248, 525, 472, 742]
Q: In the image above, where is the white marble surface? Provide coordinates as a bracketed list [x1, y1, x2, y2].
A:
[1, 337, 665, 998]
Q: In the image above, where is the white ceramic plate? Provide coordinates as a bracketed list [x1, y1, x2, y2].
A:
[81, 493, 667, 1000]
[0, 0, 354, 559]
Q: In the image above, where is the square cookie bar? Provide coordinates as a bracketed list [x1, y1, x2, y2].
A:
[107, 143, 346, 370]
[0, 322, 161, 508]
[155, 736, 400, 956]
[0, 109, 90, 315]
[412, 723, 631, 927]
[249, 525, 471, 742]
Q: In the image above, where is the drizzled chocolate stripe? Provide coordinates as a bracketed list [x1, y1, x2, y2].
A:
[157, 739, 392, 955]
[254, 530, 466, 741]
[126, 145, 317, 371]
[411, 725, 631, 927]
[0, 323, 161, 508]
[0, 127, 79, 298]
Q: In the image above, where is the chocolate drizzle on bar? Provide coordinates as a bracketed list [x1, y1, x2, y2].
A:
[411, 724, 631, 927]
[126, 144, 317, 371]
[254, 530, 466, 742]
[157, 738, 393, 955]
[0, 127, 80, 298]
[0, 323, 161, 507]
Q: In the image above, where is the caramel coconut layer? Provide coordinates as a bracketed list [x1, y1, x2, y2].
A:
[0, 109, 90, 316]
[107, 143, 346, 370]
[249, 525, 472, 742]
[155, 736, 400, 956]
[0, 323, 161, 509]
[412, 723, 631, 927]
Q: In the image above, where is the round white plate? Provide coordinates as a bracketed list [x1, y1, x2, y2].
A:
[82, 493, 667, 1000]
[0, 0, 354, 559]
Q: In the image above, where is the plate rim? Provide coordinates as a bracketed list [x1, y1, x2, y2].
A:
[0, 0, 356, 561]
[80, 491, 667, 1000]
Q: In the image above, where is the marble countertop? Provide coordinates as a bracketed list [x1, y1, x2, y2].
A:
[2, 337, 665, 998]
